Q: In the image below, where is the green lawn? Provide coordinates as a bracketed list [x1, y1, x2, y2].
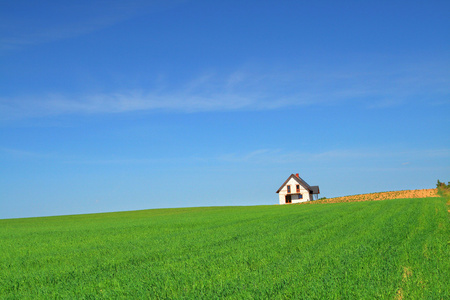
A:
[0, 196, 448, 299]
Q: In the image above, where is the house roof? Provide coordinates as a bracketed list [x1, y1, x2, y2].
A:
[276, 174, 320, 194]
[310, 186, 320, 194]
[276, 174, 311, 193]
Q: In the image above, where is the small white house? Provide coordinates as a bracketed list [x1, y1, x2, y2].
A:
[276, 173, 320, 204]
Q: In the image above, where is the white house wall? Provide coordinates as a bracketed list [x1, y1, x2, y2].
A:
[278, 177, 311, 204]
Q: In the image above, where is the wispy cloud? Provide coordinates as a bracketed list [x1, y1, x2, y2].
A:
[0, 146, 181, 165]
[216, 148, 450, 164]
[2, 144, 449, 170]
[0, 147, 53, 159]
[0, 70, 313, 119]
[0, 1, 183, 52]
[0, 90, 257, 119]
[0, 59, 448, 120]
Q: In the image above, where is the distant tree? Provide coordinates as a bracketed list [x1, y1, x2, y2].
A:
[436, 180, 449, 194]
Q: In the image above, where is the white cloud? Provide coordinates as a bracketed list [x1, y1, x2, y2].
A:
[3, 144, 449, 170]
[0, 91, 256, 119]
[216, 148, 450, 164]
[0, 1, 183, 52]
[0, 59, 448, 120]
[0, 147, 54, 159]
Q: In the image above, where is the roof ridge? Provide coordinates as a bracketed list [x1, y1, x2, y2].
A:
[276, 173, 311, 193]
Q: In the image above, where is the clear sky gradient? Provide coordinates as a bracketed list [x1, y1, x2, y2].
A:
[1, 0, 449, 219]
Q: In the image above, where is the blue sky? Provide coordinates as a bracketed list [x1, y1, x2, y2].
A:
[1, 0, 449, 219]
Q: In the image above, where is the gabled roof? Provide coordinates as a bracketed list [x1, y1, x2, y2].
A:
[310, 186, 320, 194]
[276, 174, 320, 194]
[276, 174, 311, 193]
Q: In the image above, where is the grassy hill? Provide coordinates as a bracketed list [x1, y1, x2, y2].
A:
[0, 192, 449, 298]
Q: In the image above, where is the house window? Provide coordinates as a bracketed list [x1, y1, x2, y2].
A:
[298, 194, 303, 199]
[287, 185, 291, 193]
[296, 185, 300, 193]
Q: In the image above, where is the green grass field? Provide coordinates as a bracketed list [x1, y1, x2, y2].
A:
[1, 195, 449, 299]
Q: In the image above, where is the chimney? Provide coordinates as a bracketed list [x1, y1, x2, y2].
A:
[296, 173, 299, 178]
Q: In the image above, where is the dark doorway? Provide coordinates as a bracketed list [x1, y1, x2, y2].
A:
[285, 195, 292, 204]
